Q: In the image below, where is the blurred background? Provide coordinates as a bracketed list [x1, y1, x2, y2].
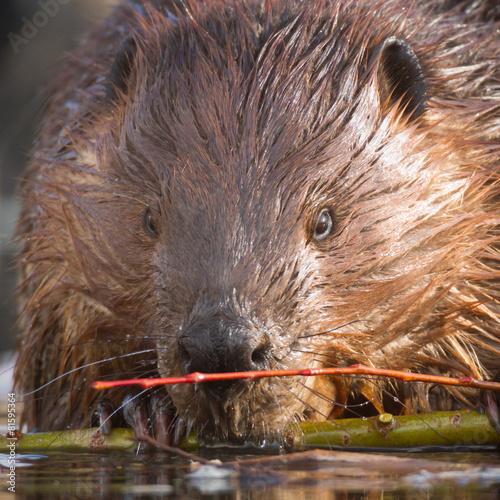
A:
[0, 0, 111, 394]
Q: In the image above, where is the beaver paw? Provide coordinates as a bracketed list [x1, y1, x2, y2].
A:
[93, 398, 116, 435]
[92, 393, 184, 446]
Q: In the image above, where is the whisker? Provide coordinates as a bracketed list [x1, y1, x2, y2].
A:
[297, 320, 366, 339]
[290, 348, 341, 361]
[60, 337, 164, 349]
[21, 349, 157, 397]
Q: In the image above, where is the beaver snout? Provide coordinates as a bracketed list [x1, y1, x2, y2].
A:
[178, 314, 271, 396]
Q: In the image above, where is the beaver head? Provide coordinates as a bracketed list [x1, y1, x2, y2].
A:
[15, 0, 500, 443]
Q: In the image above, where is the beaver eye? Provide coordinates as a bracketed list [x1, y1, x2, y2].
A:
[313, 208, 334, 241]
[144, 208, 159, 238]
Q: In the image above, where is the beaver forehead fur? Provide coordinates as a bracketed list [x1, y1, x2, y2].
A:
[14, 0, 500, 443]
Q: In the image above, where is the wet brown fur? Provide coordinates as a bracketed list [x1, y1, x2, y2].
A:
[14, 0, 500, 442]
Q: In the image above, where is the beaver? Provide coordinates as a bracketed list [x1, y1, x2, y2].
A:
[13, 0, 500, 445]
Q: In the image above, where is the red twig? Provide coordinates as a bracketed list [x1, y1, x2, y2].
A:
[92, 363, 500, 391]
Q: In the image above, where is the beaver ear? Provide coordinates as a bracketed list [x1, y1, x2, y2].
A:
[106, 36, 138, 102]
[371, 37, 427, 120]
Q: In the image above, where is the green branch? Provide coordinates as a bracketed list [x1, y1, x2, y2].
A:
[1, 410, 498, 453]
[289, 410, 500, 450]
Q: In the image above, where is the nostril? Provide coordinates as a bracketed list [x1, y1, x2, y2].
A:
[250, 343, 270, 369]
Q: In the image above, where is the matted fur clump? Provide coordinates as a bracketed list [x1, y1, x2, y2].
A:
[14, 0, 500, 444]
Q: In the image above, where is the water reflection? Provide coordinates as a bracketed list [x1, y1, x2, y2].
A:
[4, 447, 500, 499]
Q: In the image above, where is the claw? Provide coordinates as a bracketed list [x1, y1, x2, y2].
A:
[113, 391, 180, 449]
[92, 398, 116, 435]
[123, 394, 150, 442]
[150, 395, 174, 445]
[173, 418, 187, 447]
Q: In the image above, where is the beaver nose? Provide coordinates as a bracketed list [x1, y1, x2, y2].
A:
[178, 316, 270, 396]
